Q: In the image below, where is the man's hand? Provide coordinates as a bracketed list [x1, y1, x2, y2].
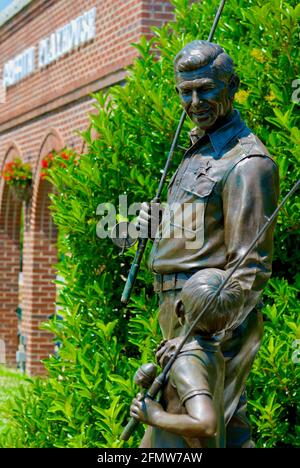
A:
[130, 393, 163, 425]
[156, 337, 184, 367]
[136, 202, 162, 239]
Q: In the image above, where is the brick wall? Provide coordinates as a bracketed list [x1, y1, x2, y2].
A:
[22, 178, 58, 376]
[0, 187, 21, 366]
[0, 0, 173, 375]
[0, 144, 23, 366]
[0, 0, 173, 130]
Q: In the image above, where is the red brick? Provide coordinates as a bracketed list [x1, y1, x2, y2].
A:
[0, 0, 173, 376]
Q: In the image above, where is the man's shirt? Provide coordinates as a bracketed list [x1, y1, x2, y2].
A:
[149, 110, 279, 328]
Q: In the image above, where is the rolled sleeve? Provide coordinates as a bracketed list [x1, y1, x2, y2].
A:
[171, 355, 212, 406]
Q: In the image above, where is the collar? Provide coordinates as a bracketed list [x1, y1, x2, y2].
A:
[178, 335, 222, 354]
[189, 109, 250, 157]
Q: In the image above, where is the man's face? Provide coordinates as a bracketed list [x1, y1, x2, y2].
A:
[175, 62, 232, 131]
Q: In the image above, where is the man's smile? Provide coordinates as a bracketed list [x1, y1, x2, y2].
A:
[192, 109, 211, 116]
[190, 107, 213, 123]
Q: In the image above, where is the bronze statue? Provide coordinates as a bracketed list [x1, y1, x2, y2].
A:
[130, 268, 244, 448]
[136, 40, 280, 448]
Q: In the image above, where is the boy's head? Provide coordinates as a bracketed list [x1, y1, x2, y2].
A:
[176, 268, 244, 336]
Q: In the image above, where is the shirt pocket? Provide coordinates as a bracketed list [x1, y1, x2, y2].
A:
[182, 175, 216, 198]
[173, 176, 216, 250]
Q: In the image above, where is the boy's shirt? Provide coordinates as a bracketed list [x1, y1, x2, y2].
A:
[151, 335, 225, 448]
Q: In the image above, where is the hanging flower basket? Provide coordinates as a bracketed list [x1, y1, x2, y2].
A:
[40, 151, 55, 179]
[40, 149, 78, 179]
[2, 158, 33, 203]
[9, 181, 32, 203]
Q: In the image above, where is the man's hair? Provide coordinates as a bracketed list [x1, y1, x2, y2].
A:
[180, 268, 244, 335]
[174, 40, 236, 84]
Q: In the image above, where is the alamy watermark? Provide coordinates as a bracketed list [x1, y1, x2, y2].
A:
[96, 196, 206, 249]
[291, 79, 300, 103]
[0, 339, 6, 364]
[292, 339, 300, 364]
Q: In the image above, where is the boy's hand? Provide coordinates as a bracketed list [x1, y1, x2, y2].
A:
[156, 337, 184, 367]
[130, 393, 163, 426]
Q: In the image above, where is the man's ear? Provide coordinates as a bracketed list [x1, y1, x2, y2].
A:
[175, 299, 185, 323]
[229, 74, 240, 99]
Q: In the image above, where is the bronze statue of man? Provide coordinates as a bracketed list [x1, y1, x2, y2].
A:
[137, 40, 280, 448]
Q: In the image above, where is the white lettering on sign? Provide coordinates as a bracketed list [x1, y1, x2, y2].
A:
[38, 7, 96, 69]
[3, 47, 35, 87]
[0, 79, 6, 103]
[2, 7, 97, 87]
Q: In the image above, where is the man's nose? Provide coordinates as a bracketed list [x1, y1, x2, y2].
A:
[192, 89, 203, 107]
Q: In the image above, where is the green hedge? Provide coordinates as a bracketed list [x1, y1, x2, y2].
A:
[0, 0, 299, 448]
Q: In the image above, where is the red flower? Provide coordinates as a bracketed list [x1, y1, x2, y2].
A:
[2, 157, 32, 186]
[39, 149, 78, 179]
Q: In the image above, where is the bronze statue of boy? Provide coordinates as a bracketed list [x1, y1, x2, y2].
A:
[137, 40, 279, 447]
[131, 268, 244, 448]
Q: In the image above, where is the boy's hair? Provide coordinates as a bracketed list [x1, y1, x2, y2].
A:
[180, 268, 244, 335]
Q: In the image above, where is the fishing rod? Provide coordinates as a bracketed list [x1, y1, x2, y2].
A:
[120, 178, 300, 440]
[120, 0, 227, 305]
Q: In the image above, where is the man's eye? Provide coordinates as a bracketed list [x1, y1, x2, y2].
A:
[181, 90, 191, 96]
[201, 86, 214, 92]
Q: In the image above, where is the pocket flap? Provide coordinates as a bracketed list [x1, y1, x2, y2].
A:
[182, 176, 216, 198]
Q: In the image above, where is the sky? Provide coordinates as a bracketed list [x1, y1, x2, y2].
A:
[0, 0, 13, 12]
